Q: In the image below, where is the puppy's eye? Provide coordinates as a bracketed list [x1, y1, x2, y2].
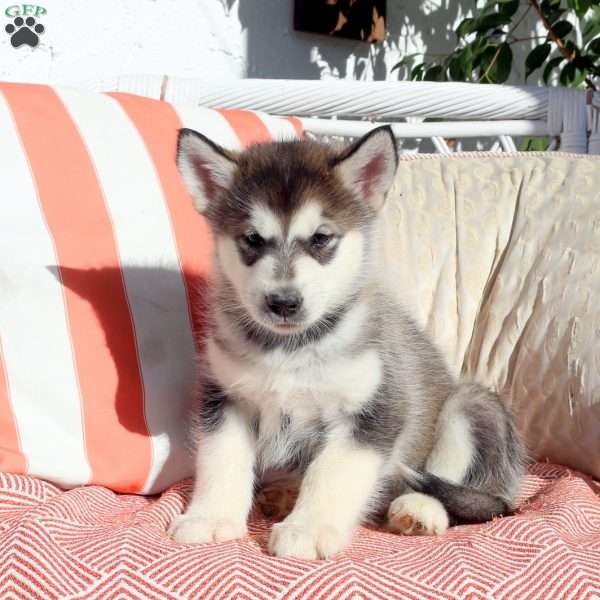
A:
[242, 232, 265, 249]
[310, 232, 334, 249]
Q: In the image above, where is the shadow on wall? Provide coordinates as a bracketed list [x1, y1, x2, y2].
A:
[234, 0, 471, 81]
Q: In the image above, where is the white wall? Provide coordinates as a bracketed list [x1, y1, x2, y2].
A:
[0, 0, 539, 86]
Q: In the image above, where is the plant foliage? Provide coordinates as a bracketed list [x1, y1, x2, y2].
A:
[392, 0, 600, 90]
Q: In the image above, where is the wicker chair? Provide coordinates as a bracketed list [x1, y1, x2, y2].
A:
[88, 75, 600, 154]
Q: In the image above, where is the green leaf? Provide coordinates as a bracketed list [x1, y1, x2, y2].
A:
[559, 63, 575, 86]
[525, 43, 551, 78]
[479, 43, 512, 83]
[582, 9, 600, 43]
[572, 69, 588, 86]
[542, 0, 566, 23]
[552, 20, 574, 38]
[424, 65, 445, 81]
[499, 0, 520, 17]
[472, 13, 512, 32]
[559, 61, 585, 86]
[541, 0, 566, 24]
[568, 0, 592, 17]
[448, 58, 465, 81]
[390, 53, 423, 73]
[471, 35, 491, 69]
[472, 39, 492, 68]
[472, 35, 490, 52]
[456, 17, 476, 39]
[410, 63, 426, 81]
[589, 36, 600, 53]
[448, 46, 473, 81]
[542, 56, 564, 83]
[493, 42, 513, 83]
[573, 54, 595, 70]
[477, 46, 497, 81]
[519, 137, 550, 152]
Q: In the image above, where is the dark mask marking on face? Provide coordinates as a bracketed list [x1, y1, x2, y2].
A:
[299, 233, 340, 265]
[236, 232, 276, 266]
[203, 140, 374, 238]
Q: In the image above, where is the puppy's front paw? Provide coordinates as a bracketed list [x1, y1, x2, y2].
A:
[168, 513, 247, 544]
[387, 492, 449, 536]
[268, 521, 349, 560]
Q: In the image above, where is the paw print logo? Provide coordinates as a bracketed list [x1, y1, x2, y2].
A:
[5, 16, 44, 48]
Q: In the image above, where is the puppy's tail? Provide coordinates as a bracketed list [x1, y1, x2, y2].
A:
[398, 464, 511, 523]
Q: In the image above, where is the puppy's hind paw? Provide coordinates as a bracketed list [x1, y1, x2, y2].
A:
[256, 482, 298, 520]
[387, 492, 449, 536]
[168, 514, 247, 544]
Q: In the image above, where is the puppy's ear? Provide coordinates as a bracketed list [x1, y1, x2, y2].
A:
[333, 125, 398, 210]
[176, 128, 237, 213]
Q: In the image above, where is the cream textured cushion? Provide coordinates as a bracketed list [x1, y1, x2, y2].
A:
[382, 153, 600, 479]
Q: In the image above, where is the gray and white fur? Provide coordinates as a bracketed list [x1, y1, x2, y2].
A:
[168, 126, 525, 559]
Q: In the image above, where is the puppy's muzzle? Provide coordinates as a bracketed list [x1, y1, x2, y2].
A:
[266, 289, 303, 318]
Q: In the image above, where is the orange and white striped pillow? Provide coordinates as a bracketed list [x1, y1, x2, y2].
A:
[0, 82, 302, 494]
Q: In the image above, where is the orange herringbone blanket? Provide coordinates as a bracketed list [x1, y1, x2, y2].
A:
[0, 463, 599, 599]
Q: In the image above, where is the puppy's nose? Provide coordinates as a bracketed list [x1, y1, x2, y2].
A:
[266, 289, 303, 318]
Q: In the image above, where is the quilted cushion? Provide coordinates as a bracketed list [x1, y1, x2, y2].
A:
[382, 153, 600, 480]
[0, 83, 302, 494]
[0, 465, 598, 598]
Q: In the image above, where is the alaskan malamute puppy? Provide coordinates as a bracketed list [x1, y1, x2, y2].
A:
[169, 126, 524, 559]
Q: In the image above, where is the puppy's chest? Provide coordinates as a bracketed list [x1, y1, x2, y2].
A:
[208, 340, 383, 423]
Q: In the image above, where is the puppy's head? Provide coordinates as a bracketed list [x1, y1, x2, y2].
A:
[176, 126, 398, 335]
